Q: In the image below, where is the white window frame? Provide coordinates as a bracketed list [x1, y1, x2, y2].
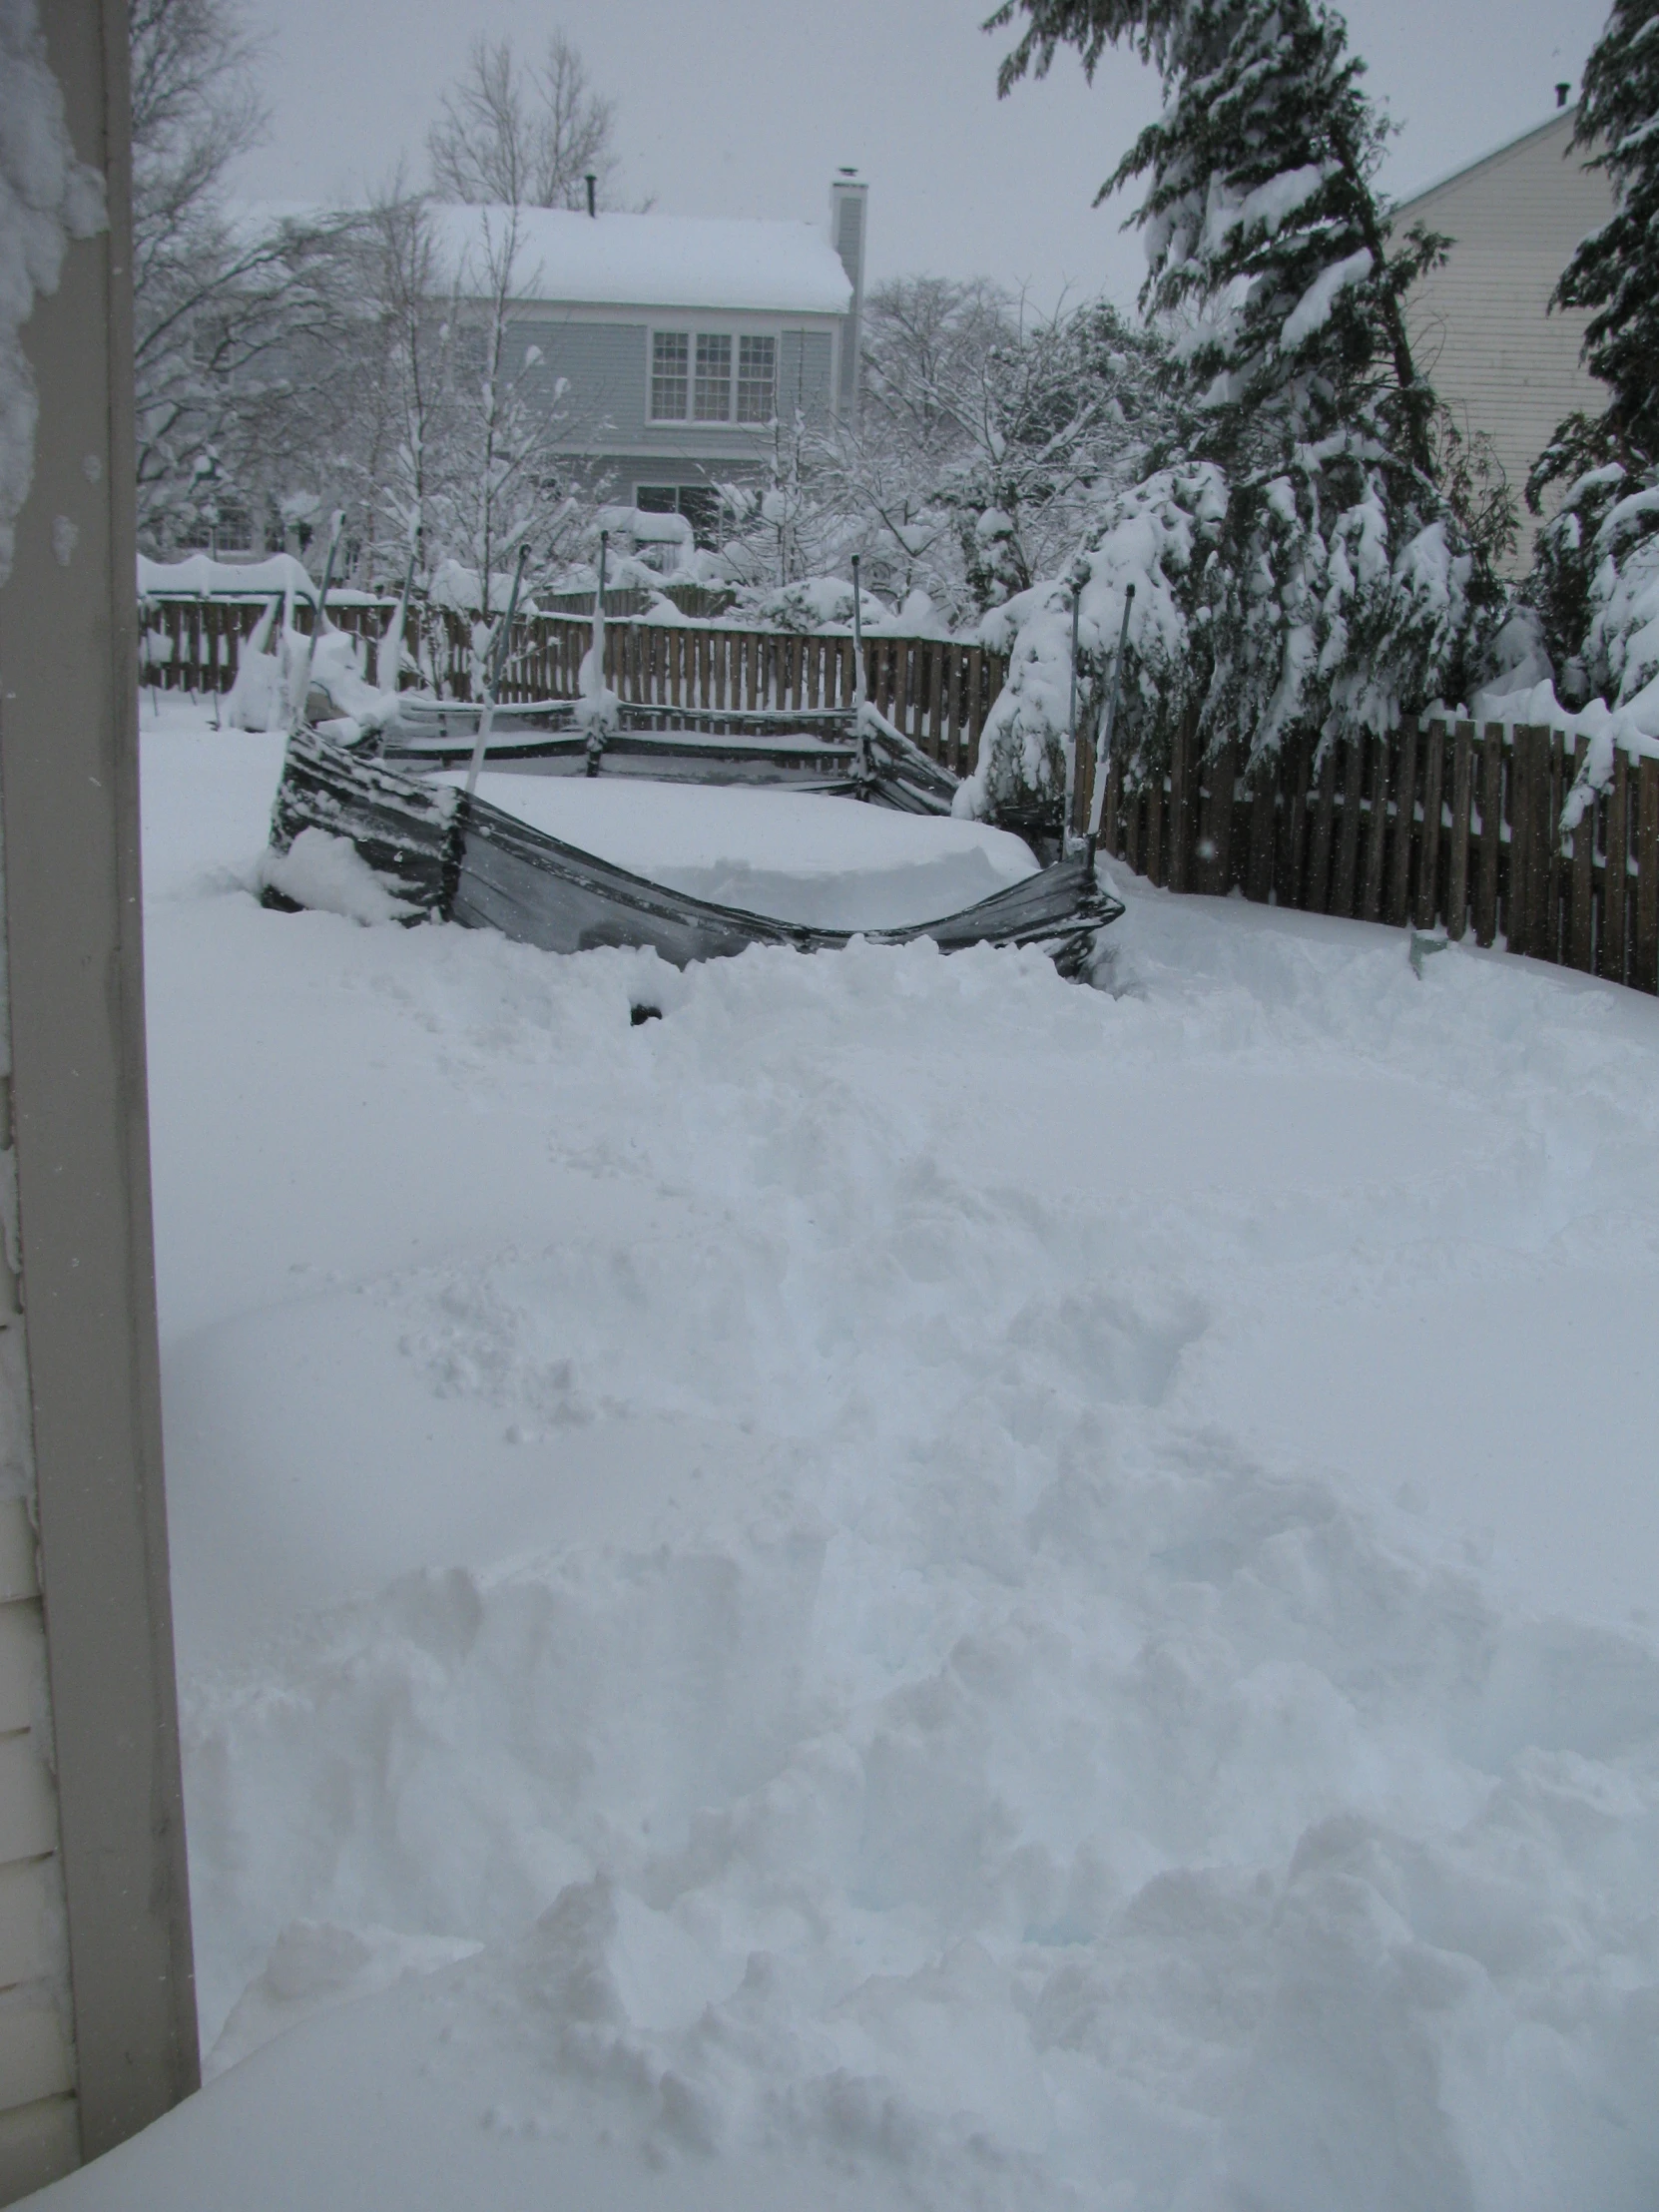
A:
[648, 326, 781, 428]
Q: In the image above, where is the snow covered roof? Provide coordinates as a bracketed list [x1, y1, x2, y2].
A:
[1389, 108, 1578, 218]
[426, 204, 852, 316]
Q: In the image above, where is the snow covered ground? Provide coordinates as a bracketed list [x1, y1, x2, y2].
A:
[34, 697, 1659, 2210]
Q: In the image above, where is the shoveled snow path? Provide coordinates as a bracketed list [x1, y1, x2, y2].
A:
[38, 707, 1659, 2210]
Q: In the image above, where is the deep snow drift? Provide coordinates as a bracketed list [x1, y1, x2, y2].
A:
[35, 701, 1659, 2210]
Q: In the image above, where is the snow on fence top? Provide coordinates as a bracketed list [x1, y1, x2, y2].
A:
[139, 553, 321, 601]
[426, 205, 852, 316]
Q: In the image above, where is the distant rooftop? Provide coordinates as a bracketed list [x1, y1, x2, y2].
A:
[426, 204, 853, 316]
[1390, 108, 1579, 220]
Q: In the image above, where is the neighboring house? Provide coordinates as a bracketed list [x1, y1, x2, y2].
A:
[1393, 104, 1614, 570]
[429, 177, 865, 543]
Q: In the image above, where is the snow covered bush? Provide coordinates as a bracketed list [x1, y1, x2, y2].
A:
[958, 465, 1224, 822]
[967, 0, 1506, 827]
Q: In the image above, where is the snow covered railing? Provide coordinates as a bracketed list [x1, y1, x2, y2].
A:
[1089, 716, 1659, 995]
[139, 600, 1010, 778]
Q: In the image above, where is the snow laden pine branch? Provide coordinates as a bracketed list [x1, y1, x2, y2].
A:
[964, 0, 1508, 828]
[1525, 1, 1659, 765]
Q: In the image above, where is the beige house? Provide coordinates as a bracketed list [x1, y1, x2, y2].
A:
[1394, 106, 1614, 569]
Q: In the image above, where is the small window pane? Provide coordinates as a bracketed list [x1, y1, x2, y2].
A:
[694, 333, 732, 421]
[737, 335, 777, 424]
[651, 331, 689, 420]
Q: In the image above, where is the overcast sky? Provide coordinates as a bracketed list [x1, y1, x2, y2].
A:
[233, 0, 1609, 310]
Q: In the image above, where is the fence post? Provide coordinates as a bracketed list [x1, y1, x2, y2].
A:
[1636, 753, 1659, 992]
[1445, 722, 1473, 938]
[1568, 735, 1595, 972]
[1603, 743, 1630, 981]
[1307, 740, 1338, 912]
[1331, 736, 1364, 917]
[1167, 715, 1192, 892]
[1386, 715, 1418, 925]
[1245, 770, 1276, 903]
[1413, 718, 1445, 929]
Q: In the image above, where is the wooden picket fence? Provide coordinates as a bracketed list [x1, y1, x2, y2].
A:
[138, 599, 1009, 778]
[1076, 715, 1659, 994]
[138, 597, 394, 690]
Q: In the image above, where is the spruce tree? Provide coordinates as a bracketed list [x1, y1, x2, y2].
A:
[972, 0, 1505, 807]
[1526, 1, 1659, 711]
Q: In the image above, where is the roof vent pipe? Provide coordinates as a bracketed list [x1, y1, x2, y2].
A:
[1556, 81, 1570, 108]
[585, 172, 597, 218]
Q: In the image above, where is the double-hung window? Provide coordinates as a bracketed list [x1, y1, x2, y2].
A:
[650, 329, 778, 425]
[651, 331, 689, 420]
[736, 335, 777, 423]
[694, 334, 733, 420]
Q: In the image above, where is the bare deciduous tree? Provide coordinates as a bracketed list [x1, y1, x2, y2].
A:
[427, 32, 620, 211]
[129, 0, 361, 552]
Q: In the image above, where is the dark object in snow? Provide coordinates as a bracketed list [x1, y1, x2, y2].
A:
[380, 697, 959, 817]
[630, 1003, 663, 1025]
[266, 727, 1123, 976]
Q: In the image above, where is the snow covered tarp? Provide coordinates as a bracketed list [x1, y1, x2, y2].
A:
[264, 727, 1121, 974]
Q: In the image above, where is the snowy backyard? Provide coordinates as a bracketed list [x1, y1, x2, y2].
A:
[33, 699, 1659, 2208]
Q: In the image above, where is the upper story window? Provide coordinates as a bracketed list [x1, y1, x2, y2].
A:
[694, 334, 732, 420]
[650, 329, 778, 426]
[651, 331, 690, 420]
[737, 336, 777, 423]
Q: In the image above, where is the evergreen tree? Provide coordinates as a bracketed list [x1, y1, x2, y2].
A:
[1525, 2, 1659, 711]
[970, 0, 1506, 815]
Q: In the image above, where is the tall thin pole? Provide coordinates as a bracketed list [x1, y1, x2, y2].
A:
[1064, 572, 1083, 842]
[1085, 583, 1134, 873]
[585, 529, 610, 776]
[464, 542, 528, 799]
[288, 508, 342, 737]
[850, 552, 868, 788]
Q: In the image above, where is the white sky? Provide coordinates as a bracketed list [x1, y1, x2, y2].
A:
[234, 0, 1609, 310]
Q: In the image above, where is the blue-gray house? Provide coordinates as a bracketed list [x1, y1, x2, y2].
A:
[428, 177, 866, 540]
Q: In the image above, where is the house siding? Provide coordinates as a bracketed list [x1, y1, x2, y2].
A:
[1395, 111, 1614, 570]
[779, 330, 833, 424]
[512, 312, 838, 489]
[513, 318, 649, 444]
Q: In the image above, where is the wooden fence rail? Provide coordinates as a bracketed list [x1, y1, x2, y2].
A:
[138, 601, 1008, 777]
[1076, 715, 1659, 995]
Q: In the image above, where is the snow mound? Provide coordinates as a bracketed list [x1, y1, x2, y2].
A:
[47, 703, 1659, 2211]
[257, 828, 418, 924]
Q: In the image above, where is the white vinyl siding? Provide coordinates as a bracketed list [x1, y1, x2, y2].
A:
[1395, 111, 1614, 571]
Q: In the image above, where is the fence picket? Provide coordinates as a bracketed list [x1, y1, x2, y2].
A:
[1637, 755, 1659, 992]
[1568, 737, 1595, 972]
[1307, 741, 1338, 913]
[1386, 716, 1417, 925]
[1424, 716, 1450, 924]
[1331, 736, 1364, 917]
[1604, 744, 1630, 982]
[1445, 722, 1473, 939]
[1209, 743, 1238, 894]
[1540, 729, 1565, 962]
